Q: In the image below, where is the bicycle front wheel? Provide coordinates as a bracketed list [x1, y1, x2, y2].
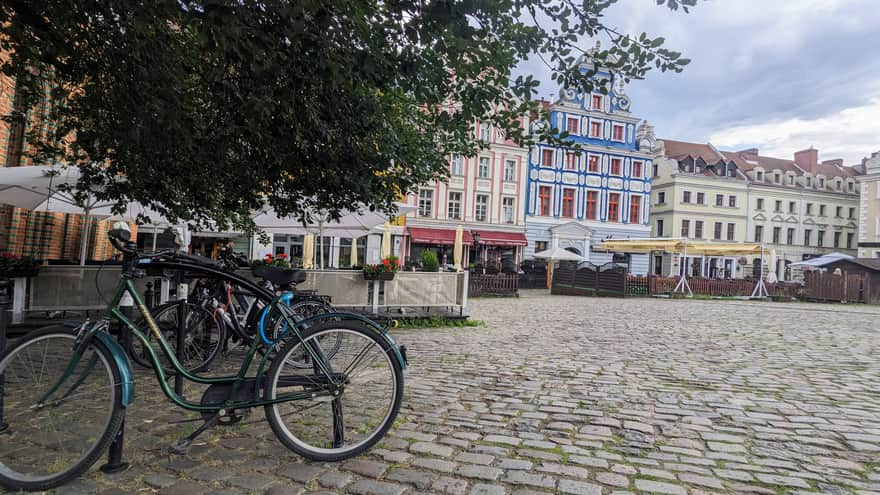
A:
[264, 319, 403, 461]
[0, 326, 125, 491]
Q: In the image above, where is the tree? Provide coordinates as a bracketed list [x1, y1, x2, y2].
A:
[0, 0, 696, 232]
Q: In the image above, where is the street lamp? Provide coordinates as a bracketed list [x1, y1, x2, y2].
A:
[472, 232, 482, 272]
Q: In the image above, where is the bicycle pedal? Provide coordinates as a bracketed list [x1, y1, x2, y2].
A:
[168, 438, 192, 455]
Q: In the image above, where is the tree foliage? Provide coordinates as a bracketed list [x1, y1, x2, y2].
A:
[0, 0, 696, 231]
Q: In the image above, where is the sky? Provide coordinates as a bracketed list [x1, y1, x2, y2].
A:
[517, 0, 880, 165]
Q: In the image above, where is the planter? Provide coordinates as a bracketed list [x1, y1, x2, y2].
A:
[0, 269, 39, 279]
[363, 271, 396, 281]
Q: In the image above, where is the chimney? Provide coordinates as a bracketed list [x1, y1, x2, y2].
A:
[794, 147, 819, 173]
[738, 148, 759, 161]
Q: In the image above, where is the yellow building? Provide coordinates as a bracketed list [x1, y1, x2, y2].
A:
[651, 140, 862, 280]
[858, 151, 880, 257]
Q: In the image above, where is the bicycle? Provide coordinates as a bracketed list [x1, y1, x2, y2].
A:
[0, 224, 407, 491]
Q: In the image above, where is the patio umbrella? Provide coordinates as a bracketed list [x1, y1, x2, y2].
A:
[533, 246, 582, 289]
[302, 233, 315, 269]
[350, 236, 359, 267]
[253, 202, 415, 236]
[453, 225, 464, 272]
[0, 165, 115, 265]
[766, 249, 778, 284]
[380, 222, 392, 260]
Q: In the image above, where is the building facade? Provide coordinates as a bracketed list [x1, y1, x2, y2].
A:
[857, 151, 880, 258]
[524, 54, 655, 274]
[651, 140, 862, 280]
[403, 119, 530, 269]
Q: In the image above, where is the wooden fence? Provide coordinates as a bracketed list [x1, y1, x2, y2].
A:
[551, 262, 628, 297]
[627, 275, 800, 299]
[803, 272, 870, 303]
[469, 273, 519, 297]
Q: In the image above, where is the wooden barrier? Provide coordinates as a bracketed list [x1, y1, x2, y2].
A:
[804, 271, 870, 303]
[469, 273, 519, 297]
[626, 275, 801, 299]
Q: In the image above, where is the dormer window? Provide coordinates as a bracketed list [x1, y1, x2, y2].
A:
[818, 177, 825, 188]
[756, 170, 764, 181]
[788, 175, 795, 185]
[806, 177, 812, 187]
[848, 181, 854, 193]
[836, 180, 842, 191]
[774, 173, 781, 184]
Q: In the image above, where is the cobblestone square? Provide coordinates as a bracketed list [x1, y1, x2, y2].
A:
[44, 293, 880, 494]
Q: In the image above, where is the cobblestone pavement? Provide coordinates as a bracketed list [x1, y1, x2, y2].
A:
[41, 293, 880, 494]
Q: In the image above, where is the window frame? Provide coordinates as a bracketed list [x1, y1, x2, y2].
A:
[629, 195, 642, 224]
[589, 120, 603, 138]
[477, 156, 491, 178]
[611, 123, 625, 142]
[608, 192, 621, 222]
[565, 151, 578, 171]
[504, 159, 517, 182]
[418, 189, 434, 217]
[541, 149, 554, 168]
[561, 188, 576, 218]
[447, 191, 462, 220]
[610, 158, 622, 176]
[450, 155, 464, 176]
[587, 154, 600, 173]
[474, 193, 489, 222]
[538, 186, 552, 216]
[566, 117, 579, 135]
[502, 196, 515, 224]
[585, 190, 599, 220]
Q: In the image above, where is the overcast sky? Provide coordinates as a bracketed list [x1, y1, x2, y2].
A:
[518, 0, 880, 165]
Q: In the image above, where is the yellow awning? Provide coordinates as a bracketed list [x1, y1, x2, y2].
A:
[596, 239, 764, 256]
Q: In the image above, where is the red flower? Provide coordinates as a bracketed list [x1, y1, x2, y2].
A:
[278, 253, 289, 259]
[382, 259, 390, 266]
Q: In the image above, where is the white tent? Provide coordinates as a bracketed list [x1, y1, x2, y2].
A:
[790, 252, 854, 270]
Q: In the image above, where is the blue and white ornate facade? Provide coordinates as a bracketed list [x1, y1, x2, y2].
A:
[524, 54, 655, 274]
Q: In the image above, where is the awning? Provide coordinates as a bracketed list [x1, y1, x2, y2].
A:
[473, 230, 528, 247]
[596, 239, 764, 256]
[408, 226, 473, 245]
[597, 239, 682, 253]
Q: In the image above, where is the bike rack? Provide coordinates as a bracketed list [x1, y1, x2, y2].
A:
[0, 278, 10, 433]
[101, 298, 133, 474]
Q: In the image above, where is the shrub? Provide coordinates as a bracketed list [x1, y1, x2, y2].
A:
[420, 250, 440, 272]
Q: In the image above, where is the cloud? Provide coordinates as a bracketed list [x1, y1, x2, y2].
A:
[709, 98, 880, 163]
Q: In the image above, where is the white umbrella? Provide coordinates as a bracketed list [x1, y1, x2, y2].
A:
[0, 165, 114, 264]
[350, 236, 359, 267]
[453, 225, 464, 272]
[302, 234, 315, 269]
[380, 222, 392, 260]
[766, 249, 778, 284]
[253, 201, 415, 233]
[533, 247, 582, 289]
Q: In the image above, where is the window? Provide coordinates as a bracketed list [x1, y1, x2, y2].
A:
[610, 158, 622, 175]
[806, 177, 812, 187]
[847, 233, 854, 249]
[567, 117, 579, 135]
[788, 175, 795, 185]
[632, 161, 643, 178]
[835, 206, 843, 218]
[696, 192, 705, 205]
[585, 190, 598, 220]
[502, 197, 515, 224]
[772, 227, 781, 244]
[774, 173, 781, 184]
[612, 124, 624, 141]
[591, 94, 603, 109]
[715, 194, 724, 207]
[819, 204, 827, 216]
[728, 195, 737, 207]
[757, 198, 765, 210]
[418, 189, 433, 217]
[774, 200, 782, 212]
[480, 122, 491, 142]
[588, 155, 599, 172]
[806, 203, 813, 215]
[804, 229, 812, 246]
[565, 152, 577, 170]
[474, 194, 489, 221]
[656, 219, 664, 237]
[538, 186, 552, 216]
[682, 191, 692, 204]
[848, 181, 854, 193]
[534, 241, 547, 253]
[756, 171, 764, 181]
[590, 120, 602, 138]
[786, 228, 795, 245]
[504, 159, 516, 182]
[713, 222, 722, 240]
[541, 149, 554, 167]
[478, 157, 490, 178]
[694, 220, 703, 239]
[652, 163, 659, 177]
[836, 180, 842, 191]
[789, 201, 796, 214]
[629, 196, 641, 224]
[681, 219, 691, 238]
[447, 191, 462, 219]
[608, 193, 620, 222]
[562, 189, 575, 218]
[755, 225, 764, 242]
[817, 230, 825, 247]
[834, 231, 841, 248]
[818, 177, 825, 188]
[450, 155, 464, 176]
[848, 207, 855, 219]
[657, 191, 666, 204]
[727, 223, 735, 241]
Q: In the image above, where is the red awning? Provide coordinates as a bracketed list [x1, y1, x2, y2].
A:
[407, 227, 473, 245]
[473, 230, 528, 247]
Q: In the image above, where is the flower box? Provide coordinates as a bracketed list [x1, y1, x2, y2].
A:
[363, 271, 395, 281]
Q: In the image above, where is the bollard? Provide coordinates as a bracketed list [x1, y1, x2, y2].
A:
[174, 282, 188, 397]
[0, 278, 10, 432]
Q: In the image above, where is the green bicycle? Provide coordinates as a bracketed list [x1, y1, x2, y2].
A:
[0, 225, 406, 491]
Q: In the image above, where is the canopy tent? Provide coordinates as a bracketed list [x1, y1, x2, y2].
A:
[790, 252, 854, 270]
[595, 238, 769, 298]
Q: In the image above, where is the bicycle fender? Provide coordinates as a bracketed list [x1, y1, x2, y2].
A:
[299, 312, 408, 369]
[92, 331, 136, 407]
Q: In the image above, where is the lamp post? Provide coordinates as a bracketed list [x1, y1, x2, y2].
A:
[472, 232, 482, 273]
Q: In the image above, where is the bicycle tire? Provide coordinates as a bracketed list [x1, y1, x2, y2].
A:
[128, 301, 226, 373]
[263, 319, 403, 461]
[0, 326, 125, 491]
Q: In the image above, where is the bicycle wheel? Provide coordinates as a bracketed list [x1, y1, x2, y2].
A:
[128, 301, 225, 373]
[0, 326, 125, 491]
[263, 299, 340, 368]
[264, 319, 403, 461]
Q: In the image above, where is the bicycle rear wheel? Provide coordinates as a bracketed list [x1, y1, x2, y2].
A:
[264, 319, 403, 461]
[0, 326, 125, 491]
[128, 301, 225, 373]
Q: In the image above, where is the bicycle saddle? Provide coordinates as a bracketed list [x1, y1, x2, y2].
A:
[252, 265, 307, 286]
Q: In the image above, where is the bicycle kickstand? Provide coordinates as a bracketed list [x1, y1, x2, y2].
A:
[168, 411, 222, 455]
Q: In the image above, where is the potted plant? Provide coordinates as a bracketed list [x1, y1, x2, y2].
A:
[0, 253, 41, 279]
[251, 253, 291, 277]
[420, 250, 440, 272]
[363, 256, 400, 280]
